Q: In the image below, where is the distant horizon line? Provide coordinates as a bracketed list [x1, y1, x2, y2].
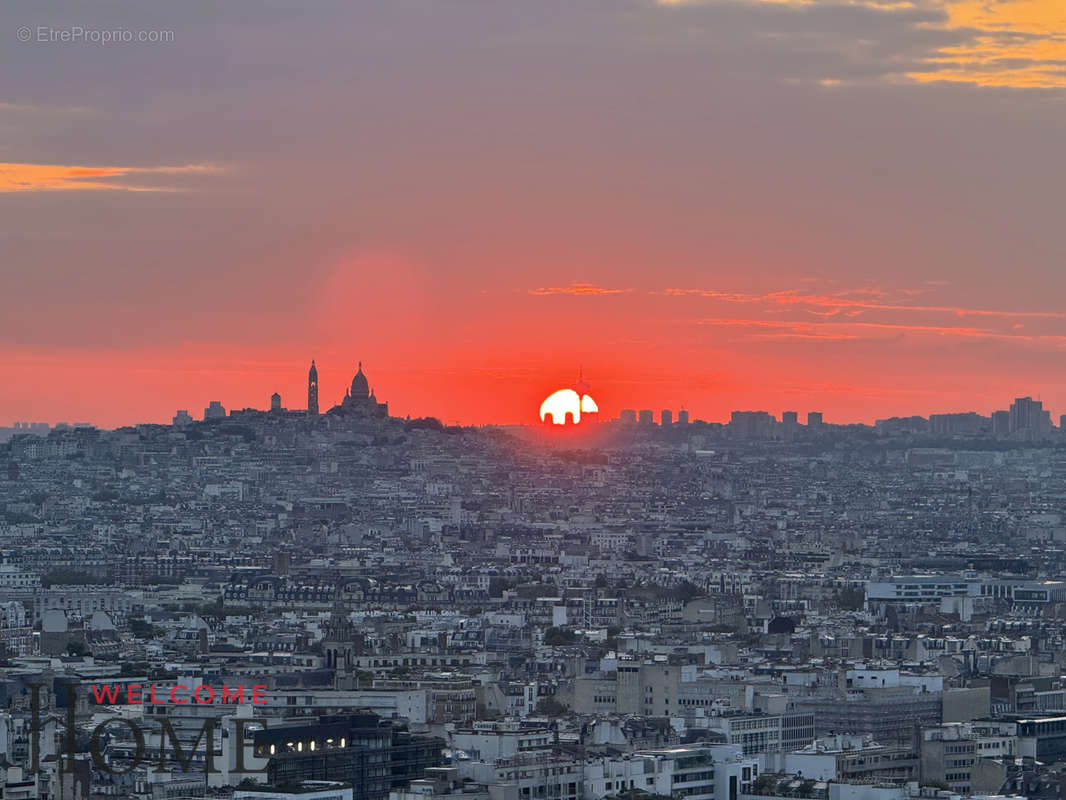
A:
[2, 395, 1061, 434]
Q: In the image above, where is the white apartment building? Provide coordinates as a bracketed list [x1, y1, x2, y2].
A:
[585, 744, 759, 800]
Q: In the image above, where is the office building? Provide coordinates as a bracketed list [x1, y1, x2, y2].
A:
[700, 712, 816, 755]
[765, 734, 918, 783]
[793, 685, 941, 746]
[253, 714, 442, 800]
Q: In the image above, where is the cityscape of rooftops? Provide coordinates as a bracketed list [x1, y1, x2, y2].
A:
[3, 0, 1066, 798]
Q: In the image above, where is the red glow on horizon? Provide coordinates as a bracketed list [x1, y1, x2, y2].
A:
[2, 344, 1062, 432]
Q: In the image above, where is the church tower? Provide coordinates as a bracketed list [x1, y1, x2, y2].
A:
[308, 360, 319, 415]
[323, 593, 354, 684]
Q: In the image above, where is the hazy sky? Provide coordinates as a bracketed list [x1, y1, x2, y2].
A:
[2, 0, 1065, 427]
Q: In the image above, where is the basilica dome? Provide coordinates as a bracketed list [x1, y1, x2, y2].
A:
[350, 362, 369, 399]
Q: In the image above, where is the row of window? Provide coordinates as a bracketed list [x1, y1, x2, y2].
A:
[602, 779, 654, 791]
[674, 786, 716, 797]
[673, 770, 716, 784]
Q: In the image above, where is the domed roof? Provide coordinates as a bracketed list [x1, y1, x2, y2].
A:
[350, 362, 369, 399]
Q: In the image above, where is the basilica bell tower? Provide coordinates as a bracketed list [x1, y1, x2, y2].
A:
[308, 360, 319, 415]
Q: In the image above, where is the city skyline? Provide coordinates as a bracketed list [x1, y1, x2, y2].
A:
[3, 1, 1066, 429]
[4, 287, 1066, 428]
[3, 351, 1063, 435]
[6, 2, 1066, 798]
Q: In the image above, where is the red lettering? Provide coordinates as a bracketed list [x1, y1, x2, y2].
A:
[150, 685, 162, 704]
[252, 685, 267, 705]
[91, 685, 120, 704]
[221, 685, 244, 704]
[127, 684, 142, 704]
[170, 685, 189, 704]
[194, 685, 215, 704]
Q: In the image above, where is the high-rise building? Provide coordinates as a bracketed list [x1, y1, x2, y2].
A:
[172, 410, 193, 427]
[1009, 396, 1038, 432]
[992, 409, 1010, 436]
[1008, 396, 1051, 440]
[929, 412, 990, 436]
[308, 360, 319, 415]
[807, 411, 824, 427]
[661, 409, 673, 426]
[638, 409, 654, 424]
[270, 392, 282, 412]
[730, 411, 775, 440]
[620, 409, 637, 424]
[780, 410, 799, 441]
[678, 409, 690, 425]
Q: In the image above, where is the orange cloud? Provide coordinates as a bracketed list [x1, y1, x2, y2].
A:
[751, 333, 859, 340]
[660, 0, 1066, 89]
[529, 282, 631, 296]
[0, 162, 226, 192]
[909, 0, 1066, 88]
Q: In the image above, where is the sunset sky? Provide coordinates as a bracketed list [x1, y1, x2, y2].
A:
[3, 0, 1065, 428]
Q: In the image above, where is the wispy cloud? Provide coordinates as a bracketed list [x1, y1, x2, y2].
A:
[694, 316, 978, 335]
[695, 316, 1066, 347]
[0, 162, 227, 193]
[694, 318, 860, 340]
[668, 287, 1066, 320]
[0, 102, 96, 116]
[752, 332, 860, 340]
[529, 282, 631, 296]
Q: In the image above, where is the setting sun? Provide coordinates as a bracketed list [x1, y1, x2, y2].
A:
[540, 387, 599, 425]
